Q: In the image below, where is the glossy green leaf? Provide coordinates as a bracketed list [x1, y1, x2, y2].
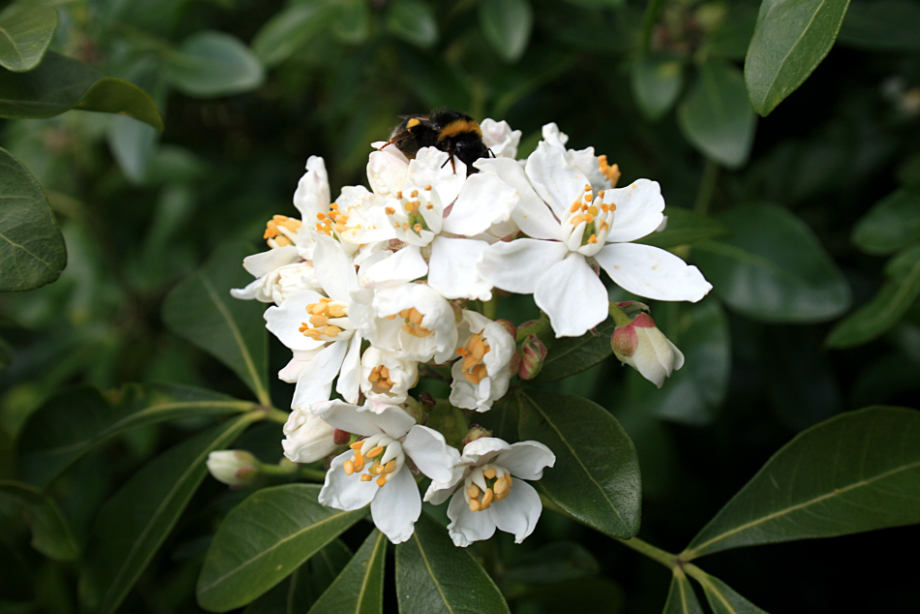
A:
[663, 572, 704, 614]
[622, 299, 730, 425]
[17, 383, 251, 487]
[332, 0, 371, 44]
[503, 541, 599, 585]
[0, 4, 58, 72]
[684, 406, 920, 558]
[163, 242, 271, 404]
[81, 414, 256, 614]
[694, 204, 851, 322]
[701, 5, 758, 61]
[826, 245, 920, 348]
[479, 0, 533, 62]
[197, 484, 365, 612]
[164, 31, 264, 97]
[517, 389, 641, 538]
[396, 514, 509, 614]
[851, 189, 920, 255]
[534, 318, 616, 382]
[0, 481, 78, 561]
[396, 46, 471, 111]
[308, 530, 387, 614]
[386, 0, 438, 48]
[631, 57, 683, 121]
[638, 207, 729, 249]
[0, 146, 66, 292]
[744, 0, 851, 116]
[696, 572, 768, 614]
[0, 52, 163, 129]
[677, 61, 755, 168]
[252, 2, 337, 66]
[838, 1, 920, 51]
[107, 114, 158, 183]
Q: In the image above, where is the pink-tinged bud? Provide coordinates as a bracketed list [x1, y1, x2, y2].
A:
[617, 301, 650, 318]
[207, 450, 258, 487]
[519, 334, 548, 380]
[462, 425, 493, 447]
[495, 319, 517, 340]
[610, 313, 684, 388]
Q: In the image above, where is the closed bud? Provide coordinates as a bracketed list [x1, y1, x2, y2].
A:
[207, 450, 258, 487]
[610, 313, 684, 388]
[518, 334, 548, 380]
[462, 425, 492, 447]
[495, 319, 517, 340]
[282, 409, 337, 463]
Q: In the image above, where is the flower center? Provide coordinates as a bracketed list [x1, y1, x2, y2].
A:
[263, 215, 302, 247]
[597, 154, 621, 187]
[384, 186, 437, 242]
[368, 364, 395, 393]
[457, 331, 491, 384]
[387, 307, 432, 338]
[299, 297, 351, 342]
[562, 183, 615, 256]
[464, 464, 512, 512]
[342, 434, 404, 488]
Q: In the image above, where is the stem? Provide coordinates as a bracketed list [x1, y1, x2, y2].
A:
[639, 0, 666, 56]
[297, 466, 328, 481]
[482, 297, 498, 320]
[694, 157, 719, 215]
[263, 408, 290, 424]
[615, 536, 679, 569]
[608, 301, 634, 327]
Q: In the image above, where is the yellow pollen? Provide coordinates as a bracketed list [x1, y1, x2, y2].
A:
[584, 184, 592, 192]
[329, 202, 339, 210]
[396, 191, 403, 199]
[398, 308, 432, 337]
[457, 332, 491, 384]
[481, 488, 494, 508]
[360, 474, 373, 481]
[468, 499, 481, 512]
[316, 212, 327, 220]
[413, 223, 423, 232]
[587, 234, 597, 244]
[494, 476, 509, 495]
[588, 205, 599, 216]
[366, 446, 384, 458]
[327, 304, 346, 317]
[376, 476, 387, 487]
[598, 155, 621, 186]
[411, 189, 419, 197]
[310, 314, 328, 327]
[385, 206, 395, 214]
[262, 215, 302, 246]
[323, 325, 342, 337]
[599, 190, 606, 199]
[483, 467, 496, 479]
[384, 460, 397, 473]
[350, 441, 364, 451]
[344, 460, 355, 475]
[466, 484, 480, 499]
[424, 185, 432, 190]
[369, 365, 395, 393]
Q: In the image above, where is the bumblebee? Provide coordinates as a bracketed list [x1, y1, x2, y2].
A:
[384, 111, 491, 174]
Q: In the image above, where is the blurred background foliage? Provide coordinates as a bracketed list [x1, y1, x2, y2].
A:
[1, 0, 919, 612]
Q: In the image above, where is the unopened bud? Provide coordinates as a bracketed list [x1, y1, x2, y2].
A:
[462, 425, 492, 447]
[610, 313, 684, 388]
[519, 334, 548, 380]
[207, 450, 258, 487]
[495, 319, 517, 340]
[333, 429, 351, 445]
[282, 408, 337, 463]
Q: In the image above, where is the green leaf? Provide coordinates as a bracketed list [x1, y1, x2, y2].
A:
[308, 530, 387, 614]
[332, 0, 371, 44]
[503, 541, 599, 585]
[0, 4, 58, 72]
[396, 46, 471, 112]
[684, 406, 920, 558]
[395, 514, 509, 614]
[0, 146, 66, 292]
[386, 0, 438, 48]
[81, 414, 256, 613]
[0, 52, 163, 129]
[744, 0, 851, 116]
[164, 31, 264, 98]
[622, 299, 730, 425]
[479, 0, 533, 62]
[838, 1, 920, 51]
[663, 572, 704, 614]
[0, 336, 10, 370]
[677, 61, 755, 168]
[693, 204, 851, 322]
[252, 2, 337, 67]
[17, 384, 251, 488]
[107, 114, 158, 183]
[826, 245, 920, 348]
[631, 57, 683, 121]
[638, 207, 729, 249]
[851, 189, 920, 256]
[696, 572, 768, 614]
[163, 242, 271, 404]
[0, 480, 79, 561]
[197, 484, 365, 612]
[534, 318, 616, 382]
[517, 389, 641, 538]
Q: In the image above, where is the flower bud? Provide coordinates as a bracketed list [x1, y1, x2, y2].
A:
[518, 334, 548, 380]
[610, 313, 685, 388]
[282, 408, 337, 463]
[462, 425, 492, 447]
[495, 319, 517, 340]
[207, 450, 258, 487]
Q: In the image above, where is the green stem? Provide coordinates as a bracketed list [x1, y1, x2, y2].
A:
[482, 297, 498, 320]
[694, 157, 719, 215]
[608, 301, 634, 327]
[297, 466, 328, 481]
[639, 0, 666, 56]
[615, 536, 679, 569]
[262, 408, 290, 424]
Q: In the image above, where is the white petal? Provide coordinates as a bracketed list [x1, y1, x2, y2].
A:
[446, 489, 496, 547]
[316, 399, 412, 437]
[264, 292, 327, 351]
[594, 243, 712, 302]
[461, 437, 510, 463]
[360, 245, 427, 286]
[428, 237, 492, 300]
[319, 450, 378, 510]
[293, 156, 330, 219]
[313, 234, 357, 302]
[491, 480, 542, 543]
[290, 341, 348, 408]
[496, 441, 556, 480]
[604, 179, 665, 243]
[370, 467, 421, 544]
[479, 239, 567, 294]
[334, 332, 363, 404]
[534, 253, 609, 337]
[525, 141, 586, 219]
[475, 157, 560, 240]
[403, 425, 460, 484]
[240, 246, 300, 278]
[443, 172, 517, 236]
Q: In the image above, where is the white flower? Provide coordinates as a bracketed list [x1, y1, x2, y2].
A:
[231, 250, 319, 304]
[317, 401, 459, 544]
[478, 131, 711, 337]
[207, 450, 258, 487]
[610, 312, 685, 388]
[424, 437, 555, 547]
[480, 118, 521, 159]
[360, 347, 419, 411]
[281, 408, 338, 463]
[449, 310, 516, 412]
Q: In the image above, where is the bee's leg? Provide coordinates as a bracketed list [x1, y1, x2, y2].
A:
[379, 133, 411, 150]
[438, 153, 458, 174]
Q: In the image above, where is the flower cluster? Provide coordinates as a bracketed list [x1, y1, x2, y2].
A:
[231, 118, 711, 545]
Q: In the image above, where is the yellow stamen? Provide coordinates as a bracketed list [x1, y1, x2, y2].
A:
[366, 446, 384, 458]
